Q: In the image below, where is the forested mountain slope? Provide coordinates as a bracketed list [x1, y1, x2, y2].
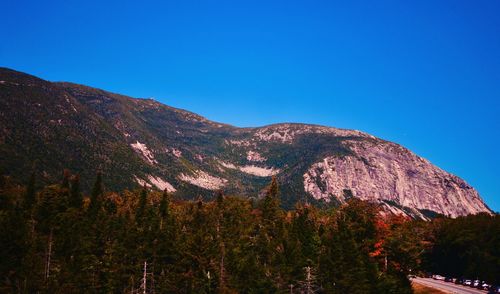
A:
[0, 67, 491, 217]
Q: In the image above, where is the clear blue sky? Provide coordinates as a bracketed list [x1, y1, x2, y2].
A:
[2, 0, 499, 211]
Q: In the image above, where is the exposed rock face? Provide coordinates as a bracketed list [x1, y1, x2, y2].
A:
[178, 170, 227, 191]
[246, 150, 266, 162]
[253, 124, 372, 143]
[303, 140, 490, 217]
[0, 67, 492, 218]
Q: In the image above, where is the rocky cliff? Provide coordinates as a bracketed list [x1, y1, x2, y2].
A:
[303, 139, 489, 217]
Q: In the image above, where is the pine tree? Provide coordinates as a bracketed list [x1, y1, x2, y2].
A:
[319, 203, 379, 293]
[214, 189, 227, 292]
[216, 190, 224, 208]
[136, 185, 148, 221]
[258, 177, 285, 288]
[286, 204, 320, 284]
[88, 172, 103, 216]
[155, 191, 180, 293]
[61, 169, 70, 190]
[69, 174, 83, 208]
[260, 176, 280, 221]
[267, 176, 279, 199]
[60, 170, 71, 212]
[24, 172, 36, 210]
[0, 203, 29, 293]
[159, 189, 169, 220]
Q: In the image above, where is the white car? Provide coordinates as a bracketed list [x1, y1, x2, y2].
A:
[464, 280, 472, 286]
[433, 275, 445, 281]
[480, 282, 490, 290]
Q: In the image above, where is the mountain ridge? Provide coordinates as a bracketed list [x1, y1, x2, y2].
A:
[0, 67, 492, 218]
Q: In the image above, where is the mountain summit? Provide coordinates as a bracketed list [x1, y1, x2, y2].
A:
[0, 68, 491, 217]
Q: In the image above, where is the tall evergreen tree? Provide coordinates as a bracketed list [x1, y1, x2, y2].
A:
[88, 171, 103, 216]
[136, 185, 148, 221]
[257, 176, 286, 288]
[267, 176, 279, 198]
[158, 189, 172, 240]
[216, 190, 224, 208]
[159, 189, 170, 220]
[260, 176, 280, 220]
[61, 169, 70, 190]
[24, 172, 36, 210]
[69, 174, 82, 208]
[0, 204, 29, 293]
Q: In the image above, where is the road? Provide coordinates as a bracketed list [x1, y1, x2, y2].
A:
[412, 277, 487, 294]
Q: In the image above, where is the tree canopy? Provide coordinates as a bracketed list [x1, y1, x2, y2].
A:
[0, 171, 498, 293]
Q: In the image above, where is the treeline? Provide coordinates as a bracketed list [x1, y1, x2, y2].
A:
[423, 212, 499, 283]
[0, 172, 498, 293]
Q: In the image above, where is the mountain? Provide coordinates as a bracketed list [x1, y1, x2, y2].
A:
[0, 67, 491, 218]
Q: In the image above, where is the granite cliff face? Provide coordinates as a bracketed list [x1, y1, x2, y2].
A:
[303, 139, 489, 218]
[0, 68, 492, 218]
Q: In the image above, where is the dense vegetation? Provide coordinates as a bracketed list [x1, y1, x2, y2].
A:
[423, 212, 499, 283]
[0, 172, 498, 293]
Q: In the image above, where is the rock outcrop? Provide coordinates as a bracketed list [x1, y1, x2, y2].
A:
[303, 139, 490, 217]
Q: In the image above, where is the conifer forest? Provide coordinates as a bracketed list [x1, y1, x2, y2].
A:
[0, 171, 498, 293]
